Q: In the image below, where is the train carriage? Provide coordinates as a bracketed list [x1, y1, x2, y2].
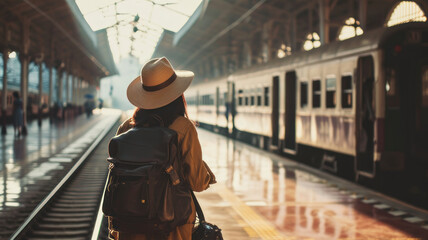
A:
[186, 23, 428, 204]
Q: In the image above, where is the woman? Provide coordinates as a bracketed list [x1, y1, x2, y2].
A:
[109, 57, 216, 240]
[12, 91, 24, 137]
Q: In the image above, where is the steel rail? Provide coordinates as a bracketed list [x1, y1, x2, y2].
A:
[10, 115, 120, 240]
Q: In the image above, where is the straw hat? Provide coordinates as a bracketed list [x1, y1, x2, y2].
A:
[127, 57, 194, 109]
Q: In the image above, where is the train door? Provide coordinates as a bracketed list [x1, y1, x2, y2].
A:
[227, 81, 236, 136]
[271, 76, 280, 148]
[284, 71, 296, 153]
[356, 56, 375, 176]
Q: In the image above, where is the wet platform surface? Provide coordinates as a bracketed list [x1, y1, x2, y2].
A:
[197, 128, 428, 239]
[1, 111, 428, 239]
[0, 109, 121, 238]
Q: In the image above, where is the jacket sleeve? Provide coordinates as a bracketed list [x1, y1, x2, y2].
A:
[181, 123, 213, 192]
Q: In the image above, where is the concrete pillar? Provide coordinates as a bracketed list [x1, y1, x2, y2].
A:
[72, 75, 76, 105]
[290, 15, 297, 51]
[57, 69, 63, 104]
[48, 65, 53, 122]
[262, 22, 273, 62]
[75, 78, 79, 105]
[243, 41, 252, 68]
[47, 66, 53, 108]
[359, 0, 367, 30]
[20, 20, 30, 135]
[319, 0, 330, 45]
[66, 72, 70, 104]
[77, 78, 82, 105]
[38, 62, 43, 126]
[19, 53, 29, 135]
[2, 51, 8, 135]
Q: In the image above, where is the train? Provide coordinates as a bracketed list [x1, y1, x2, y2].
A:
[185, 22, 428, 208]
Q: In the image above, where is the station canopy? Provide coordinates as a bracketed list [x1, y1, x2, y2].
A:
[0, 0, 118, 82]
[152, 0, 424, 76]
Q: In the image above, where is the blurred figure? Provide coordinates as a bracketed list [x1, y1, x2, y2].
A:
[12, 91, 24, 137]
[98, 98, 103, 109]
[84, 99, 95, 118]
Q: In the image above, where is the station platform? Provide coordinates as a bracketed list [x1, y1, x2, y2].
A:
[197, 128, 428, 239]
[1, 110, 428, 239]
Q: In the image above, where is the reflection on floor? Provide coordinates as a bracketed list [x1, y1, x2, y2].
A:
[198, 128, 428, 239]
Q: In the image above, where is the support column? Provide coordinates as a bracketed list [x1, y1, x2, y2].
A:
[19, 54, 29, 135]
[20, 20, 30, 135]
[66, 72, 70, 104]
[319, 0, 330, 45]
[72, 76, 77, 116]
[262, 22, 273, 62]
[64, 72, 70, 120]
[290, 15, 297, 51]
[57, 69, 63, 104]
[71, 75, 76, 104]
[75, 78, 79, 106]
[2, 51, 8, 135]
[48, 65, 53, 123]
[57, 69, 63, 120]
[37, 61, 43, 126]
[48, 35, 54, 123]
[359, 0, 367, 30]
[243, 41, 252, 68]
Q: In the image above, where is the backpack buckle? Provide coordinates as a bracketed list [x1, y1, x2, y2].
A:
[165, 165, 180, 185]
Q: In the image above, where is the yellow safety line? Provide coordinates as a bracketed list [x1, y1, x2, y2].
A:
[215, 184, 286, 240]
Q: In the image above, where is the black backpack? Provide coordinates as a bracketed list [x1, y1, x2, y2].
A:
[102, 126, 192, 235]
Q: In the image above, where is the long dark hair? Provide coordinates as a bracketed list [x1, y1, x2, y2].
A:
[131, 94, 189, 127]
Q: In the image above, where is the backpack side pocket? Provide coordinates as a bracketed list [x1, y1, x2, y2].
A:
[112, 175, 150, 217]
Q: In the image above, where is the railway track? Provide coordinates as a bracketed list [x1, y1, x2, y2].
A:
[9, 114, 121, 240]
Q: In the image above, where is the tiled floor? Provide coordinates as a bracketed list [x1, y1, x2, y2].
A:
[197, 127, 428, 239]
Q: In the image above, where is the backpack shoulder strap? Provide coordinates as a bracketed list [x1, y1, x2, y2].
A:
[190, 191, 205, 222]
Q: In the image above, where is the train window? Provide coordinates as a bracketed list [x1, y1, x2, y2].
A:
[264, 87, 269, 106]
[423, 67, 428, 107]
[257, 96, 262, 106]
[341, 76, 353, 108]
[201, 94, 214, 105]
[210, 95, 214, 105]
[250, 96, 255, 106]
[326, 77, 336, 108]
[300, 82, 308, 108]
[312, 80, 321, 108]
[238, 89, 243, 106]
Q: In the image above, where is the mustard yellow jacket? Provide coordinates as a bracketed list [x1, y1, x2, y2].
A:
[109, 116, 216, 240]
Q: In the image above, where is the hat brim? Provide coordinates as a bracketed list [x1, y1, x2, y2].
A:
[127, 70, 194, 109]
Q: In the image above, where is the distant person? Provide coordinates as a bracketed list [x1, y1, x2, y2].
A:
[98, 98, 103, 109]
[108, 57, 216, 239]
[12, 91, 24, 137]
[84, 99, 94, 118]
